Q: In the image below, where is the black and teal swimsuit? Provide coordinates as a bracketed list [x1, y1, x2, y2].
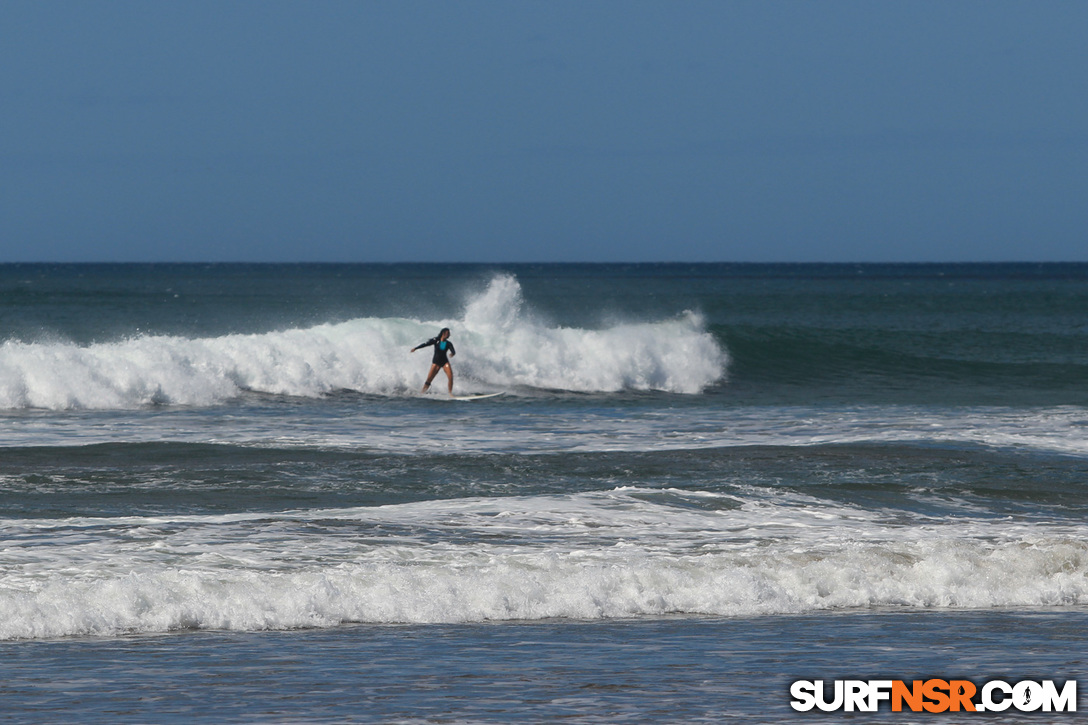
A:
[416, 337, 455, 366]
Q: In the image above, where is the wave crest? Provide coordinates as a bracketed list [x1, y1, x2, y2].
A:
[0, 275, 726, 409]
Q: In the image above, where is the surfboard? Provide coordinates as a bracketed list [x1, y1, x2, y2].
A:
[449, 392, 504, 401]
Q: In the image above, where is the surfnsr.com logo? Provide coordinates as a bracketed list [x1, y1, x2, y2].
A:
[790, 679, 1077, 713]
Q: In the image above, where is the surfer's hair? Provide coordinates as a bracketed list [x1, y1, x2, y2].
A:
[439, 327, 450, 338]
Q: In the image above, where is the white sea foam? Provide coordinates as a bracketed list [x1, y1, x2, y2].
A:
[5, 397, 1087, 460]
[2, 489, 1086, 640]
[0, 275, 726, 410]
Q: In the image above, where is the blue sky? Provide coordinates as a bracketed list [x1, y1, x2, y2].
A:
[2, 1, 1086, 262]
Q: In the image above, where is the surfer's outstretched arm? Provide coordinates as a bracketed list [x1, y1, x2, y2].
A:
[410, 337, 437, 353]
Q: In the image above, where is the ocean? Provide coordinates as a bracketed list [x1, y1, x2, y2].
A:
[1, 262, 1085, 722]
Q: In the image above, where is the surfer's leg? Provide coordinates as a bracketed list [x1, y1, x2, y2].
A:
[442, 363, 454, 395]
[422, 364, 440, 392]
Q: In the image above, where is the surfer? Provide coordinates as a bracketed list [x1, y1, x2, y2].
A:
[411, 327, 456, 395]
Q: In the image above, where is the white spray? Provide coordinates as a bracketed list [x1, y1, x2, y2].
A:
[0, 275, 726, 409]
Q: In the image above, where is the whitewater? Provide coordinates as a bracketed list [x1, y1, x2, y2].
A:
[4, 486, 1087, 641]
[0, 275, 724, 409]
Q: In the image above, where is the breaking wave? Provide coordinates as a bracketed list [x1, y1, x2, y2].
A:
[3, 488, 1087, 640]
[0, 275, 726, 410]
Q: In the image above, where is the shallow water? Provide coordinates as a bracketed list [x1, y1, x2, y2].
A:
[3, 611, 1084, 723]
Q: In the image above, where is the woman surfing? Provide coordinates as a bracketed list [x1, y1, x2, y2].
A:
[411, 327, 456, 395]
